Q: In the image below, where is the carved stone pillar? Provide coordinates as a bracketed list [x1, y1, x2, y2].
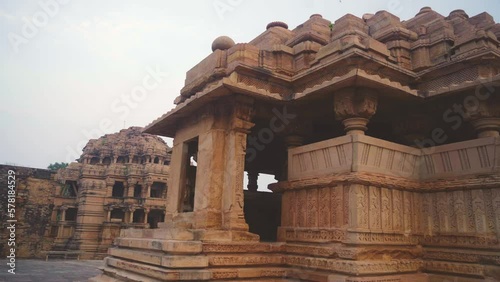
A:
[143, 183, 151, 198]
[334, 88, 378, 135]
[127, 207, 135, 224]
[247, 171, 259, 192]
[126, 181, 134, 198]
[60, 206, 68, 221]
[143, 208, 150, 225]
[470, 118, 500, 138]
[104, 207, 111, 222]
[222, 96, 255, 231]
[465, 100, 500, 138]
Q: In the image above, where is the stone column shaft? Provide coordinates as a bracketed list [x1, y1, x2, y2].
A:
[247, 171, 259, 192]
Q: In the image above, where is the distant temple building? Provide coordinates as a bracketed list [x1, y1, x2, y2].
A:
[0, 127, 171, 259]
[93, 7, 500, 282]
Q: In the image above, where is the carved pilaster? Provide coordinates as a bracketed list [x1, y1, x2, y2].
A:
[334, 88, 378, 135]
[127, 207, 135, 224]
[222, 96, 255, 231]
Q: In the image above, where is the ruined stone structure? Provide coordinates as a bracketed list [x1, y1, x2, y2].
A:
[93, 7, 500, 281]
[0, 127, 171, 259]
[54, 127, 171, 259]
[0, 166, 57, 258]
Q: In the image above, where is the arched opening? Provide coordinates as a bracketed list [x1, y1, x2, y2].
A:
[116, 156, 126, 164]
[102, 157, 112, 165]
[112, 181, 125, 197]
[90, 157, 100, 165]
[153, 157, 159, 164]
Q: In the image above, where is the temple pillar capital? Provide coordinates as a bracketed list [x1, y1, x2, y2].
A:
[464, 99, 500, 138]
[334, 88, 378, 135]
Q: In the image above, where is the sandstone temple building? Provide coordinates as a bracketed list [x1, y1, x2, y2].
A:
[0, 127, 171, 259]
[92, 7, 500, 282]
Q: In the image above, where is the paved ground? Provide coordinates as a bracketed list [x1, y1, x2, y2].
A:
[0, 259, 103, 282]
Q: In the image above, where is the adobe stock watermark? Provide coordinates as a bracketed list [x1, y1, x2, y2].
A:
[8, 0, 70, 53]
[414, 79, 499, 152]
[246, 106, 297, 162]
[213, 0, 244, 21]
[65, 65, 169, 163]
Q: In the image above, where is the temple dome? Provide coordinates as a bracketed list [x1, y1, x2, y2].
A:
[79, 126, 170, 164]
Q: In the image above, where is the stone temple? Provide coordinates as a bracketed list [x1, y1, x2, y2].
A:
[94, 7, 498, 281]
[0, 127, 171, 259]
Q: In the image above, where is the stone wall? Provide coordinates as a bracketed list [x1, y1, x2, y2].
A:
[0, 165, 57, 258]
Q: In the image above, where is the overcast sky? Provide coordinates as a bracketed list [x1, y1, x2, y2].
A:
[1, 0, 499, 170]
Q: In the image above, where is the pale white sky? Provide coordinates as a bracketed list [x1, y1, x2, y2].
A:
[1, 0, 499, 169]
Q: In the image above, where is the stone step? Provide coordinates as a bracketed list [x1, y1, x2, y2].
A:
[103, 257, 288, 281]
[108, 248, 209, 269]
[120, 228, 194, 241]
[104, 257, 210, 281]
[114, 238, 202, 254]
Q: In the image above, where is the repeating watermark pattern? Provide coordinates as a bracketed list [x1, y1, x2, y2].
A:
[414, 79, 498, 153]
[8, 0, 71, 53]
[6, 169, 17, 275]
[213, 0, 244, 20]
[65, 65, 169, 163]
[246, 106, 297, 162]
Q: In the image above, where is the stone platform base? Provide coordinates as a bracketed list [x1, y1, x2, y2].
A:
[89, 227, 499, 281]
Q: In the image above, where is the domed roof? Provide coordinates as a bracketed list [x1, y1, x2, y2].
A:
[80, 127, 170, 160]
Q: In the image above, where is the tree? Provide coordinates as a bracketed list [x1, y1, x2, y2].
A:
[47, 162, 68, 171]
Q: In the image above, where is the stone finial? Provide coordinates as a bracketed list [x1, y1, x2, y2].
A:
[449, 9, 469, 20]
[416, 7, 433, 16]
[266, 21, 288, 30]
[310, 14, 323, 19]
[211, 36, 235, 52]
[362, 13, 374, 21]
[334, 88, 378, 135]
